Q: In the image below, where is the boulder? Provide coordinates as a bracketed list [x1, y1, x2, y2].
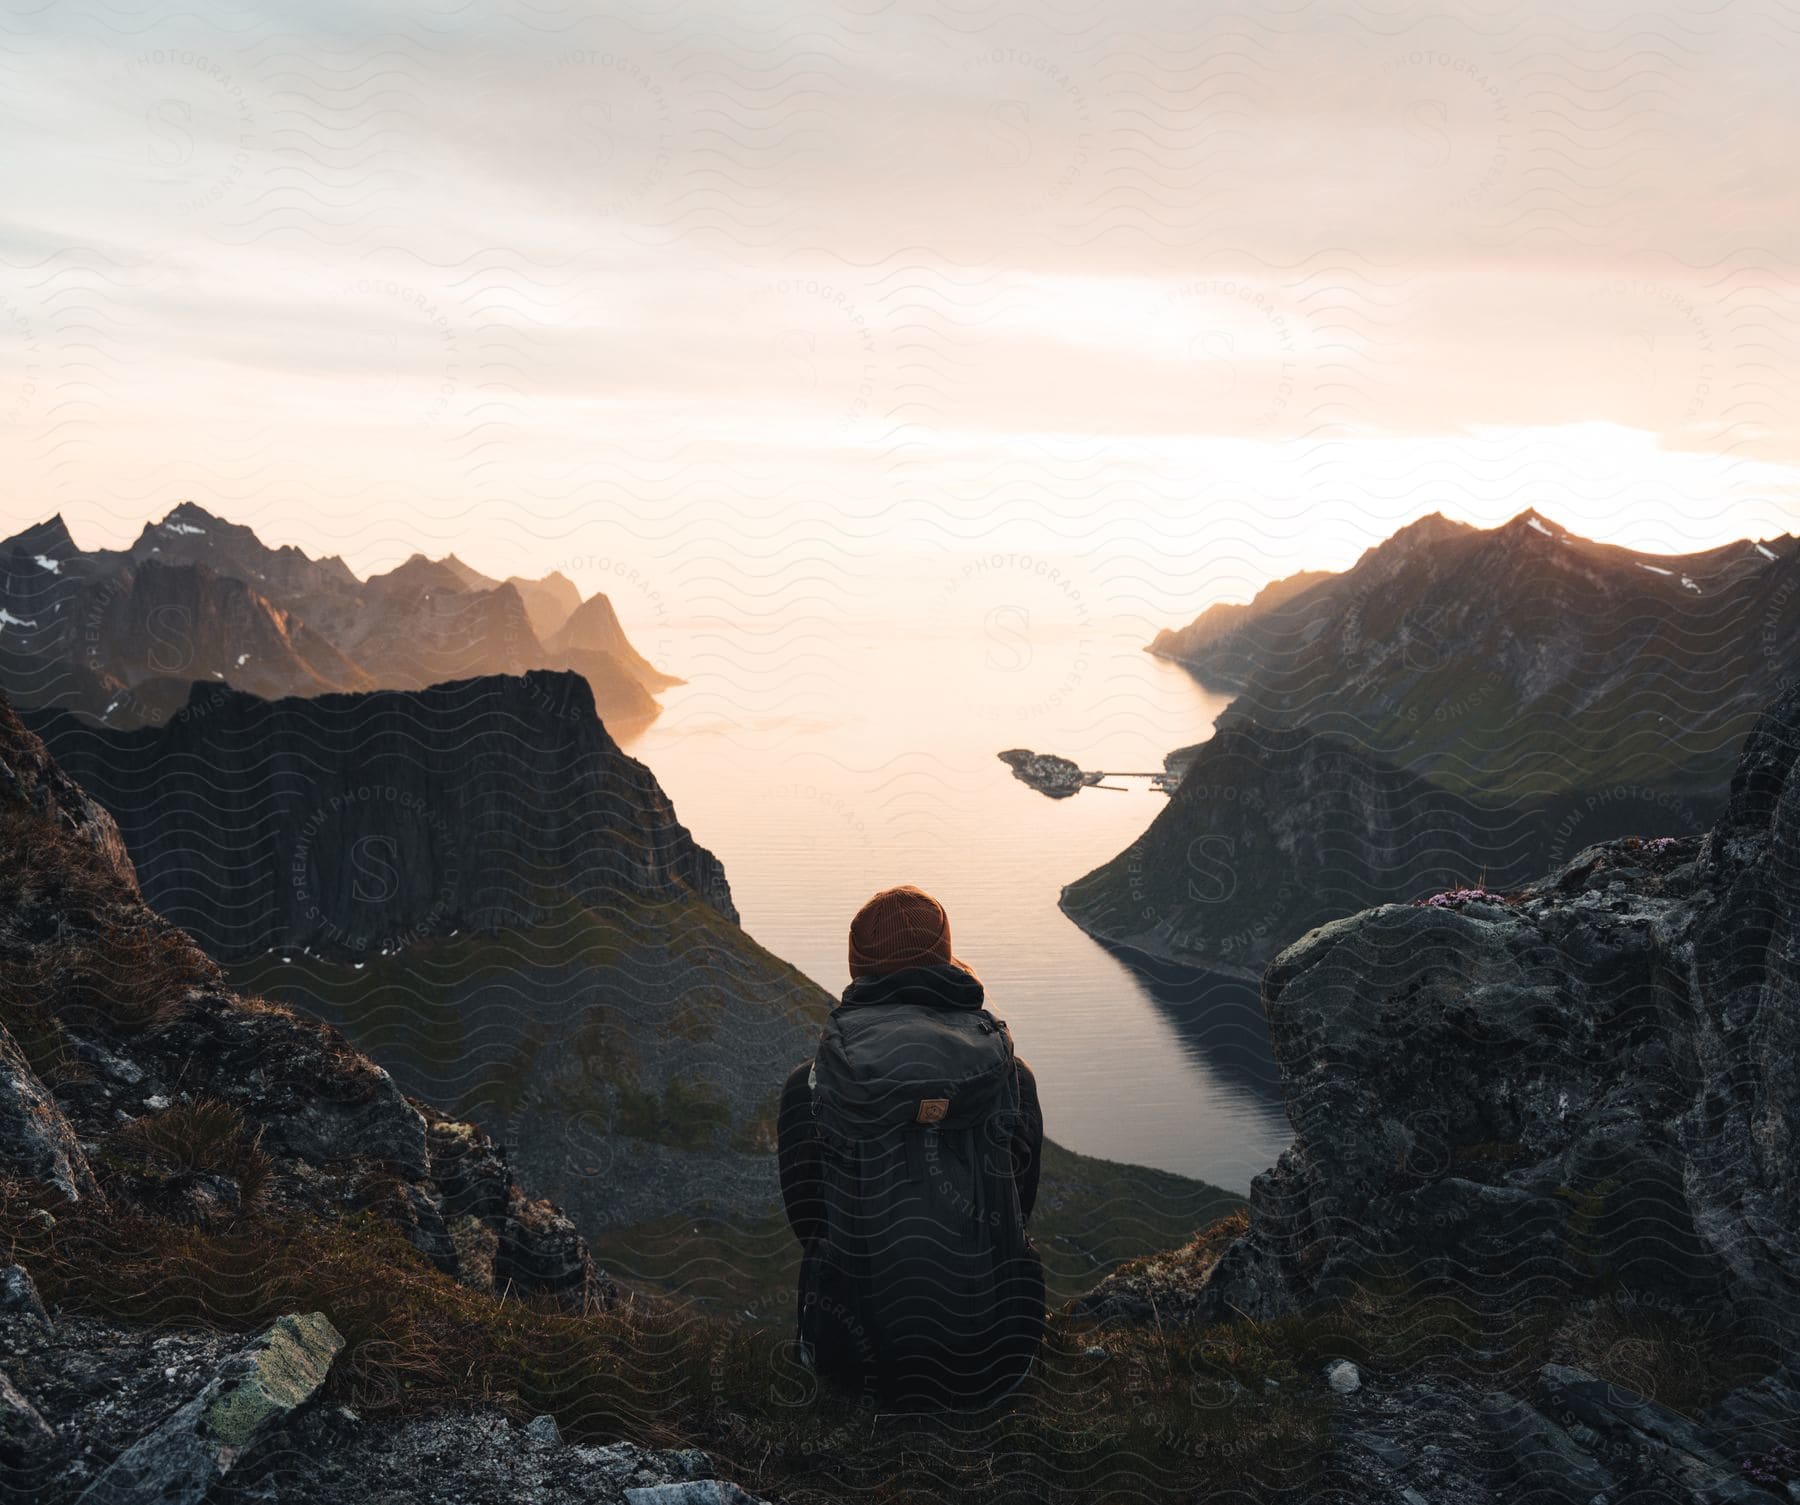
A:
[75, 1312, 342, 1505]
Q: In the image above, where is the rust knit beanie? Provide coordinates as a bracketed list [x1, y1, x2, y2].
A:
[848, 884, 971, 980]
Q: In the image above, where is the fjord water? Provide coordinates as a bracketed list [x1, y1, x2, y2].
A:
[616, 615, 1292, 1193]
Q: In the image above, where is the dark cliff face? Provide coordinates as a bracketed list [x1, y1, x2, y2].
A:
[1085, 676, 1800, 1345]
[24, 670, 735, 962]
[0, 688, 602, 1306]
[1149, 509, 1799, 800]
[0, 504, 673, 730]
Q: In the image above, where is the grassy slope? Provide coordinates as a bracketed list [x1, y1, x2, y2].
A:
[592, 1139, 1245, 1322]
[232, 899, 1243, 1318]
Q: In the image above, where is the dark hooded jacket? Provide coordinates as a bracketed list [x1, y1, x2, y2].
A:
[776, 961, 1043, 1246]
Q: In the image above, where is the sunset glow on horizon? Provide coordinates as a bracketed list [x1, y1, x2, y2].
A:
[4, 0, 1797, 624]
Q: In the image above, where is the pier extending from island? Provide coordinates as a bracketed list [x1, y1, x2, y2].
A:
[997, 747, 1189, 799]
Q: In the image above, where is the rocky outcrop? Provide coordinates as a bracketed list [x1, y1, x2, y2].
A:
[27, 670, 734, 960]
[1069, 678, 1800, 1501]
[0, 689, 603, 1309]
[1311, 1360, 1800, 1505]
[0, 1304, 775, 1505]
[1084, 676, 1800, 1343]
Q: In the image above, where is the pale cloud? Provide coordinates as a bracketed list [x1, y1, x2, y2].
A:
[1, 0, 1796, 611]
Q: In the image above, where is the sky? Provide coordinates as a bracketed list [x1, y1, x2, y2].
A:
[2, 0, 1798, 634]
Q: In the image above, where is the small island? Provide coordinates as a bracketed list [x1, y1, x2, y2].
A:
[998, 748, 1106, 797]
[999, 747, 1193, 799]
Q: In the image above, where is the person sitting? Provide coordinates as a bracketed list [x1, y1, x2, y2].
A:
[776, 883, 1046, 1408]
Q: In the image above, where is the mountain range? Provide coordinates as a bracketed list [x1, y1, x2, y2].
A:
[1063, 510, 1800, 975]
[1149, 508, 1797, 799]
[0, 502, 679, 731]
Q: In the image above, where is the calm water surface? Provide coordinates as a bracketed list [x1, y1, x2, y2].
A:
[617, 616, 1291, 1194]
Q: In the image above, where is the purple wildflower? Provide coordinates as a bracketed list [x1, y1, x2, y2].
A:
[1420, 886, 1507, 908]
[1742, 1443, 1800, 1486]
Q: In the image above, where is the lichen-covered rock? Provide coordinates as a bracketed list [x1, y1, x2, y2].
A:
[74, 1312, 342, 1505]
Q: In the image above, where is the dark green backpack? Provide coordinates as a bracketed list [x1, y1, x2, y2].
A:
[799, 996, 1046, 1409]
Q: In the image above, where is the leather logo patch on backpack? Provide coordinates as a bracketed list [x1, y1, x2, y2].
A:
[915, 1097, 949, 1124]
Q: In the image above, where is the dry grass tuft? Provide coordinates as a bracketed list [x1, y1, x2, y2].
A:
[102, 1098, 274, 1211]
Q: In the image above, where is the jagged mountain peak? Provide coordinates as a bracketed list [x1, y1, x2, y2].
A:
[162, 498, 223, 526]
[438, 552, 500, 592]
[366, 552, 472, 597]
[1392, 509, 1476, 545]
[1, 512, 80, 563]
